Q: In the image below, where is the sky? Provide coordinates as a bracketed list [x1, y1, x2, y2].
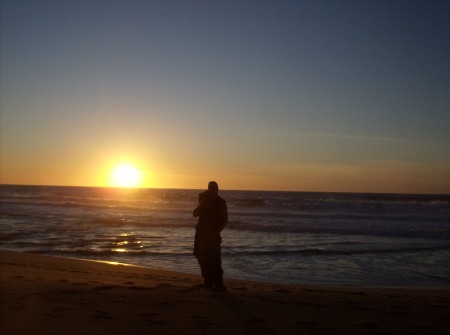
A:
[1, 0, 449, 193]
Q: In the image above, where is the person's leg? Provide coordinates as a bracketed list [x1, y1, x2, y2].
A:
[210, 244, 224, 289]
[195, 233, 213, 287]
[196, 253, 212, 287]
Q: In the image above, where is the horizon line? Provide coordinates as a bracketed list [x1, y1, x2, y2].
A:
[1, 183, 449, 196]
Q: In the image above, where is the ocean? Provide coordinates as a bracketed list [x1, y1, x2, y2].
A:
[1, 184, 449, 286]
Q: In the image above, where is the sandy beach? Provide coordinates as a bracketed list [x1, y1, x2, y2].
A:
[1, 251, 449, 334]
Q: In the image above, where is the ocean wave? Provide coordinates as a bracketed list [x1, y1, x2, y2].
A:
[87, 217, 194, 228]
[229, 198, 268, 207]
[0, 199, 152, 211]
[18, 244, 450, 259]
[224, 245, 450, 257]
[226, 220, 450, 239]
[26, 249, 193, 257]
[0, 197, 195, 213]
[225, 191, 450, 206]
[3, 186, 450, 223]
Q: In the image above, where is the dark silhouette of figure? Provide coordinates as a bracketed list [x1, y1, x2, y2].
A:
[193, 181, 228, 290]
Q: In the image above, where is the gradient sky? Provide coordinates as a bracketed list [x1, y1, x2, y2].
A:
[1, 0, 449, 193]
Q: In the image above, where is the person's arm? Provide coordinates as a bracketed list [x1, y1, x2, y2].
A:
[218, 201, 228, 231]
[194, 191, 209, 217]
[193, 206, 200, 217]
[193, 202, 203, 217]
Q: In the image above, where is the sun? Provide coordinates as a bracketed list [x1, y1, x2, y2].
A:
[110, 163, 143, 188]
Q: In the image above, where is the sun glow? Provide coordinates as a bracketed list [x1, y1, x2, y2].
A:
[109, 163, 143, 188]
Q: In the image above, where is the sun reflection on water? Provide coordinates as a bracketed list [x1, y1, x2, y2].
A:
[113, 248, 128, 253]
[111, 232, 144, 253]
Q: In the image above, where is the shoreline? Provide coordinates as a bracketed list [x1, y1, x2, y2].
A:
[1, 250, 449, 334]
[5, 250, 450, 290]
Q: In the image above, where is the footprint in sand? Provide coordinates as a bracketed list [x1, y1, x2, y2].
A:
[296, 301, 325, 307]
[175, 287, 196, 293]
[51, 305, 72, 312]
[357, 322, 380, 331]
[147, 319, 166, 326]
[190, 315, 219, 327]
[45, 305, 72, 318]
[296, 321, 318, 328]
[388, 309, 411, 316]
[338, 300, 358, 305]
[92, 310, 114, 320]
[142, 312, 159, 318]
[142, 312, 165, 325]
[257, 296, 277, 302]
[93, 285, 121, 292]
[232, 286, 248, 291]
[128, 286, 155, 291]
[156, 283, 175, 289]
[274, 288, 290, 293]
[246, 318, 266, 325]
[58, 288, 81, 294]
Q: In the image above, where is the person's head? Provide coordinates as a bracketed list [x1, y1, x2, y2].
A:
[208, 181, 219, 196]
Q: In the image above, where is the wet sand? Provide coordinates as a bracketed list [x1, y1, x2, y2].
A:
[1, 250, 449, 334]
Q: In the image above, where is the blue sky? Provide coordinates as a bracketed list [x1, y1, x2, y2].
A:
[1, 0, 449, 193]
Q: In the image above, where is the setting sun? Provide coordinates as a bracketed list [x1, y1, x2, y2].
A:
[110, 163, 143, 188]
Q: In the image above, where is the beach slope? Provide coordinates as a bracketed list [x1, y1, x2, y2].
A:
[1, 251, 449, 334]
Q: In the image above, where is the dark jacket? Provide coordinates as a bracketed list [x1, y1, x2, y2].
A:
[194, 195, 228, 234]
[193, 195, 228, 256]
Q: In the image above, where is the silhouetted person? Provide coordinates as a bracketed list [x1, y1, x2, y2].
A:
[193, 181, 228, 290]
